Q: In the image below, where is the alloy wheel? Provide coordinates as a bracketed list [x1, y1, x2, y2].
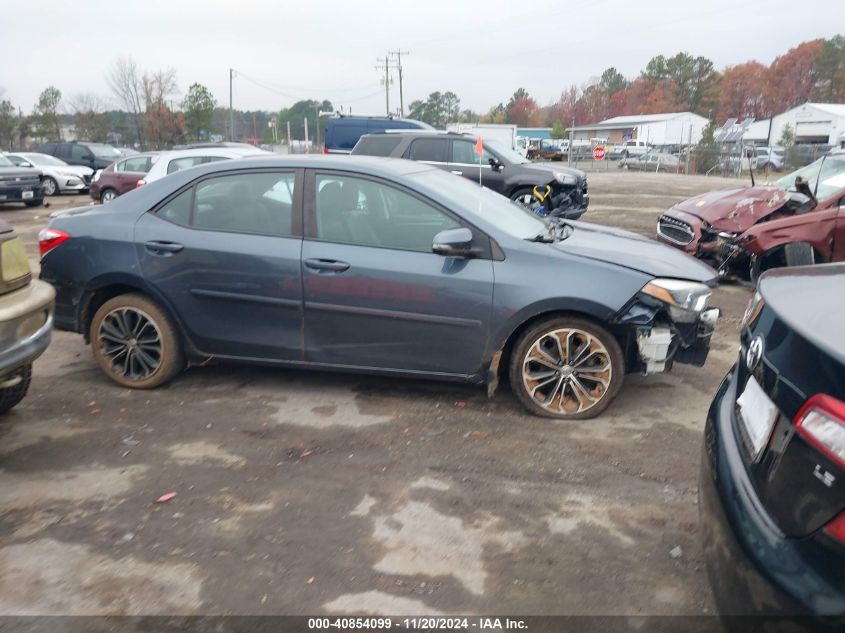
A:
[521, 328, 613, 416]
[97, 307, 163, 381]
[42, 178, 57, 196]
[101, 190, 117, 203]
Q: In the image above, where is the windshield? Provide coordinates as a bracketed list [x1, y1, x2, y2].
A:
[775, 154, 845, 201]
[486, 139, 530, 164]
[87, 143, 122, 158]
[26, 154, 67, 166]
[0, 155, 13, 167]
[411, 168, 547, 239]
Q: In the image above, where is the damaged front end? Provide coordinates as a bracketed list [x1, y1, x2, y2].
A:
[614, 278, 720, 375]
[658, 187, 815, 280]
[528, 174, 589, 221]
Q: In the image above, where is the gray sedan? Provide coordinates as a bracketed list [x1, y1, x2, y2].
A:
[40, 156, 718, 419]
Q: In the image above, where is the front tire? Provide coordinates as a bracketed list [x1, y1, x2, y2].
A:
[0, 365, 32, 415]
[510, 187, 535, 208]
[41, 177, 58, 196]
[24, 199, 43, 208]
[90, 293, 184, 389]
[784, 242, 815, 267]
[509, 317, 624, 419]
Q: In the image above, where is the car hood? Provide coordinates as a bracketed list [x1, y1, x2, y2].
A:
[517, 162, 585, 180]
[0, 167, 40, 179]
[553, 220, 716, 282]
[669, 186, 789, 231]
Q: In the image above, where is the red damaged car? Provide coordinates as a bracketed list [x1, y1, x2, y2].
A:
[657, 150, 845, 281]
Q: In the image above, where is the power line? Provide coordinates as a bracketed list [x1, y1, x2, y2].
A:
[374, 55, 393, 115]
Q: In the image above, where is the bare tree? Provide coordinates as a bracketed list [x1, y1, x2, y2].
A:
[107, 57, 145, 148]
[141, 69, 182, 148]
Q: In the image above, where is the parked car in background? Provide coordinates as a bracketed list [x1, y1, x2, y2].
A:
[622, 150, 682, 173]
[755, 146, 785, 171]
[90, 153, 157, 203]
[40, 155, 718, 419]
[611, 139, 650, 158]
[0, 154, 44, 208]
[352, 131, 589, 219]
[36, 141, 123, 171]
[657, 149, 845, 281]
[137, 147, 268, 186]
[323, 115, 432, 154]
[4, 152, 93, 196]
[172, 142, 267, 154]
[701, 263, 845, 618]
[0, 219, 54, 414]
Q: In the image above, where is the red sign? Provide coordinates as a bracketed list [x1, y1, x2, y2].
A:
[593, 146, 606, 161]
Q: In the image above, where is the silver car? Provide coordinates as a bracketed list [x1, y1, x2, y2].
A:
[4, 152, 93, 196]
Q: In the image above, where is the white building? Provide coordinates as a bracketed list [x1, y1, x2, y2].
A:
[568, 112, 709, 145]
[769, 103, 845, 146]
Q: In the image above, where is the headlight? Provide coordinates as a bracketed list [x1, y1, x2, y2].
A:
[641, 278, 711, 323]
[553, 171, 578, 186]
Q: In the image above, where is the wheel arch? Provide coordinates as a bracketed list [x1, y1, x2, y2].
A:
[80, 274, 186, 346]
[488, 300, 631, 392]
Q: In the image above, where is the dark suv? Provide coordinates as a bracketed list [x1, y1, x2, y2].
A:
[0, 154, 44, 208]
[36, 141, 123, 171]
[352, 131, 589, 219]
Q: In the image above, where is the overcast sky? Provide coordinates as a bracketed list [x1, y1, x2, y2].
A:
[1, 0, 843, 116]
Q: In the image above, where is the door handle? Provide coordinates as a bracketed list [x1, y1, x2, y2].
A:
[450, 170, 463, 175]
[304, 258, 350, 272]
[144, 240, 184, 254]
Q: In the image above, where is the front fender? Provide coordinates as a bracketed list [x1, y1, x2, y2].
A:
[741, 207, 837, 259]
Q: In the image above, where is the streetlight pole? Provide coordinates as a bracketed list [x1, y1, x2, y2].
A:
[229, 68, 235, 142]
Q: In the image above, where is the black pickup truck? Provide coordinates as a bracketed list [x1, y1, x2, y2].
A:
[0, 154, 44, 208]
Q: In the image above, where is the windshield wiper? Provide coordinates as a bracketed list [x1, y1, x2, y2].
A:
[527, 232, 555, 243]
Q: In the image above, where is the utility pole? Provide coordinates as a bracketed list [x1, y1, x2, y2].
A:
[229, 68, 235, 141]
[375, 55, 392, 115]
[389, 50, 409, 117]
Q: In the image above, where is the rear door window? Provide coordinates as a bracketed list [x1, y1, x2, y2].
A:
[407, 138, 448, 163]
[193, 172, 296, 236]
[56, 144, 71, 159]
[329, 122, 367, 151]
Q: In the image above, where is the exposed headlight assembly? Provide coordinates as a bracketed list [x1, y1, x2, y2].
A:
[553, 171, 578, 186]
[641, 278, 711, 323]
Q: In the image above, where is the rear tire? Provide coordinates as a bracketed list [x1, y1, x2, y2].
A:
[24, 199, 43, 208]
[784, 242, 815, 267]
[100, 188, 118, 203]
[0, 365, 32, 415]
[508, 316, 624, 420]
[89, 293, 184, 389]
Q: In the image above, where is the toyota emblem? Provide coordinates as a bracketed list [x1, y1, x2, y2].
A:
[746, 336, 764, 371]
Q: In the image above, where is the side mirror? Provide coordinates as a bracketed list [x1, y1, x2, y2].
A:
[20, 162, 33, 168]
[488, 157, 502, 171]
[432, 227, 477, 258]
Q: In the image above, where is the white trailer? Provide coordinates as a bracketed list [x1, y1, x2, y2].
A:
[446, 123, 518, 150]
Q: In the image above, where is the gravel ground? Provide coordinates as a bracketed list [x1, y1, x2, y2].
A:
[0, 171, 751, 616]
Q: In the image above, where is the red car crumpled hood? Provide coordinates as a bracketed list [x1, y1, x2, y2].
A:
[670, 186, 789, 232]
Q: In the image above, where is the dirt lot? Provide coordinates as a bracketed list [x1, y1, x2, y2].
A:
[0, 172, 750, 616]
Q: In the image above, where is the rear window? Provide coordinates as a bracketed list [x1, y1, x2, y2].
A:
[352, 136, 402, 157]
[326, 121, 368, 151]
